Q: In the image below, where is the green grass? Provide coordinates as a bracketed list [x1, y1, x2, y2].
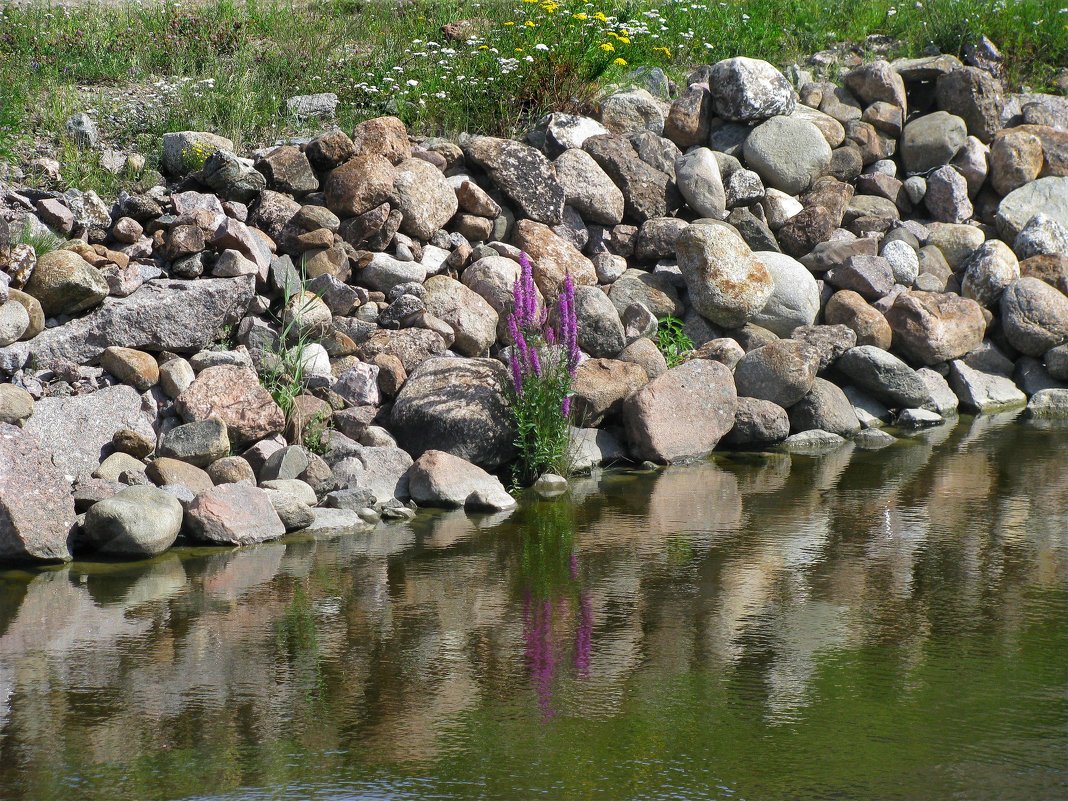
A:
[0, 0, 1065, 195]
[16, 219, 64, 255]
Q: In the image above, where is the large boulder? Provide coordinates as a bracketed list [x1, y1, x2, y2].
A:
[462, 136, 566, 225]
[623, 359, 738, 463]
[901, 111, 968, 175]
[24, 384, 154, 479]
[554, 148, 625, 225]
[185, 483, 286, 545]
[999, 277, 1068, 356]
[823, 290, 893, 349]
[333, 445, 413, 503]
[674, 148, 726, 218]
[408, 450, 516, 510]
[82, 485, 184, 557]
[176, 365, 285, 446]
[390, 357, 515, 469]
[391, 157, 458, 239]
[511, 220, 597, 301]
[996, 177, 1068, 241]
[750, 252, 820, 336]
[0, 277, 254, 369]
[884, 291, 986, 365]
[570, 358, 649, 426]
[722, 396, 790, 448]
[158, 419, 230, 467]
[788, 377, 861, 436]
[583, 134, 680, 223]
[676, 223, 773, 328]
[572, 285, 626, 358]
[709, 57, 796, 122]
[961, 240, 1020, 307]
[947, 360, 1027, 412]
[743, 116, 832, 195]
[324, 154, 396, 217]
[0, 423, 75, 562]
[24, 249, 109, 317]
[835, 345, 933, 408]
[422, 275, 499, 356]
[935, 66, 1003, 143]
[733, 340, 820, 408]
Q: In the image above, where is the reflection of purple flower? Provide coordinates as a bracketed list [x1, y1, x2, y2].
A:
[575, 592, 593, 677]
[523, 595, 557, 720]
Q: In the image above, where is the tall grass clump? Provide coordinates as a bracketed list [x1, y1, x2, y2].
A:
[508, 252, 579, 486]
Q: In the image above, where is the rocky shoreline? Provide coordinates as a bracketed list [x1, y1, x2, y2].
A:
[2, 50, 1068, 565]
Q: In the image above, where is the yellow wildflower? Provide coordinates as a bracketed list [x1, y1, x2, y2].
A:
[593, 11, 607, 21]
[613, 57, 627, 66]
[599, 42, 615, 52]
[504, 20, 515, 25]
[541, 1, 559, 11]
[653, 46, 672, 58]
[479, 44, 489, 49]
[606, 31, 618, 39]
[618, 35, 630, 43]
[573, 11, 587, 18]
[524, 19, 535, 27]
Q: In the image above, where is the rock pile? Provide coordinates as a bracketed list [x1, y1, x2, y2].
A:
[1, 50, 1067, 563]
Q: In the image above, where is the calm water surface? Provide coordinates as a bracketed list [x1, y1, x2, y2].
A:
[1, 413, 1066, 801]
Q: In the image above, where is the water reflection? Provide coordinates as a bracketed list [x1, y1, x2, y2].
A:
[0, 418, 1066, 801]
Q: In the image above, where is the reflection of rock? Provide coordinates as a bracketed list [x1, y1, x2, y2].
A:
[643, 462, 742, 541]
[196, 543, 286, 599]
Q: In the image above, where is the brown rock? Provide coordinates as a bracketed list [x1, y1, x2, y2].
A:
[512, 219, 597, 301]
[884, 291, 987, 365]
[824, 289, 893, 349]
[351, 116, 411, 164]
[99, 346, 159, 391]
[990, 130, 1044, 195]
[777, 206, 836, 257]
[175, 365, 285, 446]
[622, 360, 738, 464]
[356, 328, 447, 372]
[306, 129, 356, 171]
[324, 155, 397, 217]
[373, 353, 407, 397]
[185, 483, 285, 545]
[570, 358, 649, 426]
[145, 456, 214, 494]
[1021, 253, 1068, 295]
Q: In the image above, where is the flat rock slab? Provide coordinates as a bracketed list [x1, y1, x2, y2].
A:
[24, 385, 155, 480]
[0, 277, 254, 369]
[0, 423, 75, 562]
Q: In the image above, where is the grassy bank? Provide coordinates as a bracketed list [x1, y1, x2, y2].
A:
[0, 0, 1065, 194]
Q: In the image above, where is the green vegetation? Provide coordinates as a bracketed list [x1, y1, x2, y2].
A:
[655, 315, 694, 368]
[16, 219, 63, 255]
[0, 0, 1064, 195]
[258, 263, 322, 427]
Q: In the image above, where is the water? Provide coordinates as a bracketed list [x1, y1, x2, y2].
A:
[1, 412, 1066, 801]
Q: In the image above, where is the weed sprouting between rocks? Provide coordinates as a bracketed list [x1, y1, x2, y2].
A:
[508, 252, 579, 486]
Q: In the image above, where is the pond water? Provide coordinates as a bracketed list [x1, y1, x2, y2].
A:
[1, 413, 1066, 801]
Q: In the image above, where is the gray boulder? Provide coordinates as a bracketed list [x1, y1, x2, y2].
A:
[408, 450, 516, 510]
[947, 360, 1027, 412]
[709, 58, 796, 122]
[158, 419, 230, 467]
[462, 136, 566, 225]
[743, 116, 831, 194]
[901, 111, 968, 174]
[334, 445, 413, 503]
[788, 378, 861, 436]
[0, 424, 75, 562]
[733, 340, 820, 408]
[572, 285, 626, 358]
[0, 277, 254, 369]
[996, 177, 1068, 241]
[391, 357, 516, 469]
[722, 396, 790, 448]
[83, 485, 184, 557]
[835, 345, 933, 408]
[674, 148, 726, 218]
[24, 385, 155, 479]
[750, 252, 820, 336]
[1000, 277, 1068, 356]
